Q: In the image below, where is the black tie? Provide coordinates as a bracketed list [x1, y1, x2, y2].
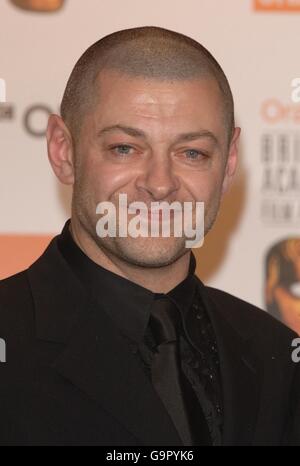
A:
[149, 296, 195, 446]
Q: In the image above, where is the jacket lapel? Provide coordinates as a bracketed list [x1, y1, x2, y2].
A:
[27, 238, 182, 446]
[193, 277, 263, 445]
[210, 309, 262, 445]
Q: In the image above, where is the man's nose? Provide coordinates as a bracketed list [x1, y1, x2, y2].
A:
[135, 157, 180, 201]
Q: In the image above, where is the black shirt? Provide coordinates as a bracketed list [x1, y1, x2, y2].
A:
[57, 219, 222, 445]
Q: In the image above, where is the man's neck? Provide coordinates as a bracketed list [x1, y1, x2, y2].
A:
[69, 219, 191, 294]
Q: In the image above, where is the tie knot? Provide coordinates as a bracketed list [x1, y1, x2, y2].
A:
[149, 297, 181, 346]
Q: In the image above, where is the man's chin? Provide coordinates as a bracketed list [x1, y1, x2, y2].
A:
[97, 236, 188, 268]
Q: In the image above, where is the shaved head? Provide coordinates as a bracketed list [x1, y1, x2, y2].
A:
[60, 26, 235, 145]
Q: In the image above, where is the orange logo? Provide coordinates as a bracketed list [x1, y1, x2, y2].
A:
[254, 0, 300, 11]
[260, 98, 300, 124]
[10, 0, 64, 12]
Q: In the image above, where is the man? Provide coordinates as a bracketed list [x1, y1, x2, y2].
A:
[0, 26, 298, 446]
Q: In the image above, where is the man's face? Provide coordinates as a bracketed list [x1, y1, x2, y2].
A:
[71, 70, 237, 267]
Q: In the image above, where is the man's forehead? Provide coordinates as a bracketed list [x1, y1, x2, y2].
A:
[92, 71, 223, 125]
[95, 68, 220, 97]
[84, 70, 227, 146]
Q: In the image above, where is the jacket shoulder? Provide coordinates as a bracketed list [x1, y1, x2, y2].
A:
[0, 270, 34, 335]
[205, 285, 296, 339]
[0, 269, 32, 303]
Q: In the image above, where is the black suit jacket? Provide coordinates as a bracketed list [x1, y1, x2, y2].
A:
[0, 235, 298, 446]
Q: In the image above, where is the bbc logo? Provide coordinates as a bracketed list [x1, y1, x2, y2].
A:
[0, 79, 6, 103]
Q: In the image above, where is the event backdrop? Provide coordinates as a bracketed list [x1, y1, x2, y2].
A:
[1, 0, 300, 333]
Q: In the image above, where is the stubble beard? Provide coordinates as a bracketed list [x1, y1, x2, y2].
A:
[71, 173, 221, 268]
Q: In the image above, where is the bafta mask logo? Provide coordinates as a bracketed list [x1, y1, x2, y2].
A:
[10, 0, 64, 12]
[265, 238, 300, 334]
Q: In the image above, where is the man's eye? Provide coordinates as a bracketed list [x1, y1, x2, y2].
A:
[185, 149, 206, 160]
[111, 145, 133, 155]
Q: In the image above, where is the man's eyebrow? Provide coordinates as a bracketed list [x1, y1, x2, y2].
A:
[97, 125, 147, 138]
[173, 130, 219, 147]
[97, 124, 219, 147]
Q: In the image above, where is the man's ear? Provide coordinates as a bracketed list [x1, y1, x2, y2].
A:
[46, 114, 75, 185]
[221, 126, 241, 196]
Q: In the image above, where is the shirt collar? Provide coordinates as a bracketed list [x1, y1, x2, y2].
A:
[57, 219, 197, 343]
